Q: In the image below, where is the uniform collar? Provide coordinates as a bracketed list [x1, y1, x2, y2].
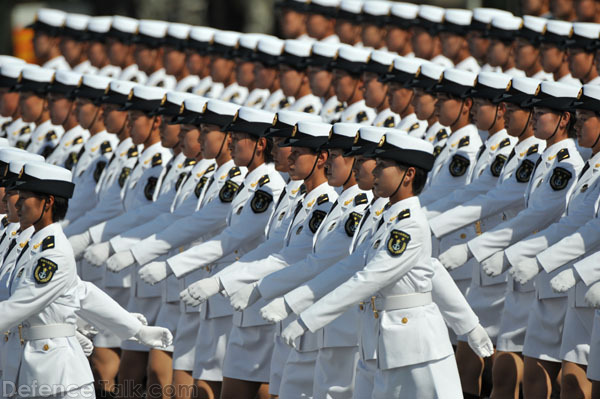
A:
[213, 159, 238, 181]
[138, 141, 165, 164]
[448, 123, 478, 145]
[337, 184, 363, 210]
[543, 138, 575, 163]
[485, 129, 510, 148]
[587, 151, 600, 170]
[243, 162, 270, 190]
[384, 196, 420, 223]
[514, 135, 541, 157]
[115, 137, 135, 155]
[61, 125, 87, 146]
[84, 130, 111, 152]
[302, 181, 332, 209]
[29, 223, 59, 253]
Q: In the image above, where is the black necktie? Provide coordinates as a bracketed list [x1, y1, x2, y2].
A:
[3, 239, 16, 263]
[476, 144, 486, 160]
[275, 187, 287, 209]
[15, 241, 29, 266]
[238, 182, 245, 193]
[507, 148, 516, 162]
[356, 208, 371, 235]
[327, 199, 339, 215]
[289, 199, 304, 227]
[579, 161, 590, 181]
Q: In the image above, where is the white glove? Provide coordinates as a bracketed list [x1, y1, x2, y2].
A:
[131, 313, 148, 326]
[466, 324, 494, 358]
[438, 243, 470, 270]
[77, 323, 98, 339]
[106, 251, 136, 273]
[482, 251, 510, 277]
[585, 281, 600, 308]
[509, 256, 541, 285]
[229, 283, 261, 311]
[69, 231, 92, 260]
[134, 326, 173, 348]
[75, 331, 94, 357]
[260, 297, 291, 323]
[180, 288, 201, 307]
[281, 319, 307, 349]
[139, 261, 171, 285]
[84, 242, 113, 267]
[551, 268, 580, 293]
[183, 277, 222, 306]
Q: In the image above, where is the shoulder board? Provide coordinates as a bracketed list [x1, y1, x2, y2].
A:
[258, 174, 270, 187]
[74, 136, 84, 145]
[397, 209, 411, 221]
[303, 105, 315, 113]
[100, 141, 113, 154]
[20, 126, 31, 134]
[354, 193, 368, 206]
[41, 236, 55, 251]
[526, 144, 538, 156]
[228, 166, 241, 178]
[184, 158, 196, 167]
[557, 148, 570, 162]
[279, 98, 289, 108]
[127, 146, 139, 158]
[151, 153, 162, 167]
[383, 116, 396, 128]
[205, 164, 216, 174]
[300, 184, 307, 195]
[317, 193, 329, 205]
[355, 111, 368, 123]
[408, 122, 420, 132]
[1, 216, 8, 228]
[436, 129, 448, 141]
[458, 136, 470, 148]
[45, 130, 57, 140]
[334, 103, 344, 112]
[499, 138, 511, 149]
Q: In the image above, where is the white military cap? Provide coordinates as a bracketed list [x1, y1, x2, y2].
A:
[322, 122, 361, 150]
[365, 50, 396, 75]
[408, 61, 445, 92]
[74, 74, 112, 101]
[255, 37, 286, 66]
[434, 68, 477, 98]
[382, 56, 425, 84]
[282, 120, 332, 149]
[469, 71, 512, 101]
[362, 1, 392, 23]
[488, 15, 523, 41]
[7, 156, 45, 181]
[374, 130, 434, 170]
[63, 13, 90, 39]
[346, 125, 387, 155]
[134, 20, 169, 47]
[196, 99, 241, 127]
[338, 0, 363, 21]
[0, 62, 28, 89]
[189, 27, 217, 54]
[0, 56, 24, 67]
[0, 148, 43, 183]
[306, 0, 341, 17]
[14, 66, 54, 94]
[225, 107, 276, 137]
[442, 9, 473, 35]
[333, 45, 371, 74]
[267, 109, 322, 138]
[47, 69, 82, 96]
[122, 85, 168, 113]
[165, 23, 191, 50]
[574, 84, 600, 113]
[27, 9, 66, 34]
[471, 8, 513, 31]
[212, 31, 242, 59]
[524, 80, 581, 111]
[417, 5, 445, 29]
[498, 76, 542, 107]
[87, 16, 112, 34]
[388, 2, 419, 28]
[567, 22, 600, 51]
[100, 80, 137, 106]
[307, 41, 340, 68]
[281, 39, 313, 69]
[157, 91, 197, 120]
[542, 20, 572, 48]
[10, 161, 75, 199]
[172, 96, 210, 124]
[107, 16, 138, 44]
[236, 33, 269, 61]
[516, 15, 547, 45]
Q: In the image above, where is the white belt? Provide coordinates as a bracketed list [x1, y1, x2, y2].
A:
[20, 324, 76, 341]
[373, 292, 432, 312]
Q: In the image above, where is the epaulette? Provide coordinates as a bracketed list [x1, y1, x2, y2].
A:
[41, 236, 55, 251]
[151, 153, 162, 167]
[397, 209, 410, 221]
[355, 111, 368, 123]
[526, 144, 539, 156]
[127, 146, 139, 158]
[279, 98, 290, 108]
[300, 184, 307, 195]
[354, 193, 368, 206]
[45, 130, 57, 140]
[408, 122, 420, 132]
[317, 193, 329, 205]
[557, 148, 570, 162]
[228, 166, 241, 178]
[205, 164, 216, 174]
[303, 105, 315, 113]
[74, 136, 84, 145]
[436, 129, 448, 141]
[458, 136, 470, 148]
[258, 174, 270, 187]
[499, 138, 511, 149]
[100, 141, 113, 154]
[1, 216, 8, 228]
[383, 116, 395, 127]
[334, 103, 344, 113]
[184, 158, 196, 167]
[20, 126, 31, 135]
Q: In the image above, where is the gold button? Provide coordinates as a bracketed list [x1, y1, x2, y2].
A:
[43, 344, 49, 351]
[359, 304, 364, 311]
[4, 336, 8, 342]
[402, 317, 408, 324]
[460, 233, 467, 239]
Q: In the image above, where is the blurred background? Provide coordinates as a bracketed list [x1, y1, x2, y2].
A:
[2, 0, 525, 61]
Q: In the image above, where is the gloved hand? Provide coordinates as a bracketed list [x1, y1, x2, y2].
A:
[182, 277, 222, 307]
[438, 243, 470, 270]
[229, 283, 261, 311]
[84, 242, 113, 267]
[281, 319, 307, 349]
[482, 251, 509, 277]
[77, 323, 98, 339]
[75, 331, 94, 357]
[260, 297, 291, 323]
[509, 256, 541, 285]
[180, 288, 201, 307]
[134, 326, 173, 348]
[139, 261, 171, 285]
[106, 251, 136, 273]
[585, 281, 600, 308]
[131, 313, 148, 326]
[69, 231, 92, 260]
[550, 268, 580, 293]
[466, 324, 494, 358]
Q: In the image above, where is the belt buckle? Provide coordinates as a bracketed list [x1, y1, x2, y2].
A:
[17, 325, 24, 345]
[370, 296, 379, 319]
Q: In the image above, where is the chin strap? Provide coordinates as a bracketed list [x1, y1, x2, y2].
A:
[547, 113, 564, 142]
[87, 105, 101, 131]
[61, 100, 75, 127]
[389, 167, 408, 199]
[399, 89, 415, 116]
[117, 113, 129, 137]
[518, 109, 533, 138]
[215, 132, 229, 160]
[486, 104, 500, 132]
[32, 197, 48, 227]
[303, 152, 321, 181]
[342, 158, 356, 187]
[449, 99, 466, 129]
[246, 138, 260, 168]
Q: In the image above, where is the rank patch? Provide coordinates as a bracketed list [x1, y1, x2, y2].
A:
[119, 167, 132, 188]
[144, 176, 158, 200]
[490, 154, 507, 177]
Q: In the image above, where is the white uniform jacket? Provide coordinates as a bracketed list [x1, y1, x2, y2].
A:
[44, 125, 89, 168]
[397, 112, 427, 139]
[338, 100, 376, 125]
[25, 119, 64, 156]
[320, 96, 344, 124]
[288, 93, 323, 115]
[371, 108, 399, 128]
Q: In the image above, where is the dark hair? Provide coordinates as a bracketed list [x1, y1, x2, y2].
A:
[37, 194, 69, 222]
[263, 136, 274, 163]
[398, 164, 428, 195]
[565, 111, 577, 139]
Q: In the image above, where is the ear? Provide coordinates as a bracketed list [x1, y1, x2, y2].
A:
[46, 195, 55, 210]
[497, 102, 507, 119]
[403, 166, 417, 187]
[317, 149, 329, 167]
[153, 115, 163, 130]
[463, 97, 474, 113]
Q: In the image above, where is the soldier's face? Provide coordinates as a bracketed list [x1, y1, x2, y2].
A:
[575, 0, 599, 22]
[307, 66, 333, 98]
[471, 98, 498, 131]
[440, 32, 466, 61]
[15, 190, 45, 228]
[0, 89, 20, 118]
[159, 119, 181, 149]
[388, 84, 413, 115]
[254, 63, 278, 90]
[210, 57, 235, 83]
[200, 125, 228, 159]
[181, 125, 202, 158]
[567, 48, 594, 80]
[386, 27, 411, 55]
[106, 38, 129, 67]
[361, 24, 386, 49]
[540, 44, 566, 74]
[164, 46, 186, 77]
[412, 89, 437, 121]
[48, 93, 72, 126]
[504, 103, 532, 137]
[128, 110, 153, 145]
[236, 61, 256, 88]
[103, 104, 128, 135]
[436, 93, 464, 127]
[306, 14, 332, 39]
[575, 109, 600, 149]
[487, 40, 512, 68]
[280, 9, 308, 39]
[74, 98, 100, 130]
[279, 65, 305, 98]
[532, 107, 566, 139]
[332, 69, 360, 103]
[229, 132, 257, 166]
[19, 92, 46, 124]
[60, 37, 85, 67]
[186, 52, 207, 76]
[467, 31, 489, 64]
[362, 72, 388, 110]
[4, 190, 19, 223]
[134, 45, 159, 74]
[32, 31, 55, 60]
[288, 146, 318, 180]
[325, 149, 354, 187]
[410, 28, 435, 60]
[87, 41, 108, 69]
[271, 137, 292, 173]
[353, 155, 376, 190]
[515, 38, 540, 71]
[372, 158, 403, 198]
[335, 20, 361, 45]
[0, 187, 6, 215]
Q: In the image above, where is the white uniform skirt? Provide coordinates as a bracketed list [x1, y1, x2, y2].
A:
[278, 349, 319, 399]
[560, 305, 595, 365]
[586, 310, 600, 381]
[268, 334, 291, 396]
[459, 282, 507, 344]
[371, 354, 462, 399]
[94, 287, 130, 348]
[523, 297, 568, 362]
[448, 279, 471, 345]
[353, 358, 377, 399]
[222, 324, 276, 383]
[154, 302, 181, 352]
[16, 383, 96, 399]
[313, 346, 359, 399]
[121, 295, 162, 352]
[496, 290, 535, 352]
[192, 315, 232, 381]
[172, 312, 200, 371]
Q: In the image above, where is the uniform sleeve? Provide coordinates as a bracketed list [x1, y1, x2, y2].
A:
[573, 252, 600, 286]
[63, 187, 125, 236]
[110, 211, 183, 253]
[301, 221, 425, 333]
[0, 250, 76, 331]
[75, 280, 142, 339]
[88, 200, 163, 243]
